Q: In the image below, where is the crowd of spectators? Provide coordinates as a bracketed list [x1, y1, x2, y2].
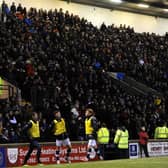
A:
[0, 96, 53, 143]
[0, 1, 168, 142]
[0, 96, 25, 143]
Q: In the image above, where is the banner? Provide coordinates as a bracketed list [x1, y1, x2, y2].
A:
[129, 143, 139, 159]
[148, 142, 168, 157]
[7, 143, 97, 167]
[0, 147, 6, 168]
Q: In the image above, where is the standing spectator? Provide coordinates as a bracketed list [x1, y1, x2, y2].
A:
[17, 3, 23, 12]
[76, 115, 85, 141]
[25, 60, 35, 77]
[70, 103, 79, 140]
[40, 118, 47, 141]
[1, 0, 9, 22]
[138, 126, 149, 158]
[10, 2, 16, 14]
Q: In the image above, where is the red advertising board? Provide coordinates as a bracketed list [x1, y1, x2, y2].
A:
[7, 143, 97, 167]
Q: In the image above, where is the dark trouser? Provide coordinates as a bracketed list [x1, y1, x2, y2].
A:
[99, 144, 106, 158]
[23, 139, 41, 164]
[55, 147, 71, 161]
[139, 144, 149, 157]
[118, 148, 129, 159]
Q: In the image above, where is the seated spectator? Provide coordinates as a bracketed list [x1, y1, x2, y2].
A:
[0, 128, 9, 143]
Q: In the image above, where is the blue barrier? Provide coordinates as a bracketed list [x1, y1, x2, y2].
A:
[0, 147, 6, 168]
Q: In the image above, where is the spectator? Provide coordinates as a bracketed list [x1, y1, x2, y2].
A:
[17, 3, 23, 12]
[138, 126, 149, 158]
[9, 128, 19, 143]
[0, 128, 9, 143]
[10, 2, 16, 14]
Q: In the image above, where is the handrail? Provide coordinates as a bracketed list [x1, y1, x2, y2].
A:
[0, 84, 10, 88]
[0, 76, 18, 88]
[0, 76, 21, 102]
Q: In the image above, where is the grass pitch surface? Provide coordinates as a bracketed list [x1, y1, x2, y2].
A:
[19, 157, 168, 168]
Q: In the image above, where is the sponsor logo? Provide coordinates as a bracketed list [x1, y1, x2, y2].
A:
[129, 143, 139, 159]
[148, 142, 168, 156]
[130, 144, 137, 156]
[7, 148, 18, 164]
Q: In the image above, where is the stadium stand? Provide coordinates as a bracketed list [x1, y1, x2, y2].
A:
[0, 1, 168, 143]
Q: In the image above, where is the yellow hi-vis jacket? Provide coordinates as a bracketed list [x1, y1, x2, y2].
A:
[85, 117, 94, 135]
[53, 118, 66, 135]
[114, 129, 129, 149]
[97, 127, 110, 144]
[154, 126, 168, 139]
[29, 120, 40, 138]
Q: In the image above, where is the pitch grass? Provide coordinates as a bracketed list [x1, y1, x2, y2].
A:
[18, 157, 168, 168]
